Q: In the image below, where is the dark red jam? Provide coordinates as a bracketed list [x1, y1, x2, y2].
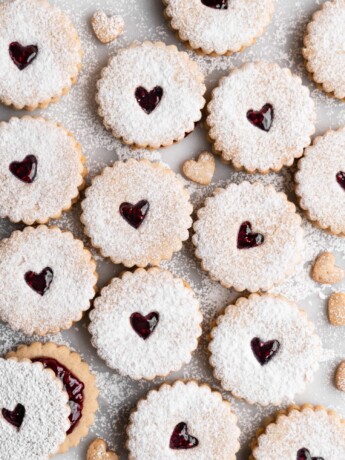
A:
[2, 404, 25, 429]
[297, 448, 324, 460]
[237, 221, 264, 249]
[24, 267, 54, 296]
[336, 171, 345, 191]
[251, 337, 280, 366]
[130, 312, 159, 340]
[201, 0, 228, 9]
[247, 103, 274, 132]
[135, 86, 163, 114]
[9, 42, 38, 70]
[32, 357, 84, 435]
[119, 200, 150, 229]
[170, 422, 199, 450]
[9, 155, 37, 184]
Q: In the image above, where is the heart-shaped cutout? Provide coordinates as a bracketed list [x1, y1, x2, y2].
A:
[2, 403, 25, 429]
[9, 42, 38, 70]
[247, 103, 274, 132]
[170, 422, 199, 450]
[135, 86, 163, 114]
[237, 221, 264, 249]
[24, 267, 54, 296]
[130, 312, 159, 340]
[336, 171, 345, 191]
[92, 11, 125, 44]
[183, 152, 215, 185]
[296, 447, 324, 460]
[87, 439, 119, 460]
[328, 292, 345, 326]
[201, 0, 228, 9]
[9, 155, 37, 184]
[251, 337, 280, 366]
[119, 200, 150, 229]
[311, 252, 344, 285]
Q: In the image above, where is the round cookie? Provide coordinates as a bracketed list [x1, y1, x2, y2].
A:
[209, 294, 321, 406]
[7, 342, 99, 453]
[81, 159, 193, 267]
[0, 358, 70, 460]
[207, 62, 315, 173]
[0, 225, 97, 336]
[193, 181, 304, 292]
[0, 0, 82, 110]
[127, 380, 240, 460]
[89, 268, 202, 380]
[96, 41, 206, 148]
[303, 0, 345, 100]
[251, 405, 345, 459]
[0, 117, 86, 225]
[163, 0, 275, 56]
[296, 127, 345, 235]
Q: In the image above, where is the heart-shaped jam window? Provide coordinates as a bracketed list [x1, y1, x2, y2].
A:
[2, 403, 25, 429]
[201, 0, 228, 9]
[170, 422, 199, 450]
[237, 221, 264, 249]
[247, 103, 274, 132]
[9, 42, 38, 70]
[130, 312, 159, 340]
[119, 200, 150, 229]
[9, 155, 37, 184]
[251, 337, 280, 366]
[24, 267, 54, 296]
[336, 171, 345, 191]
[297, 448, 324, 460]
[135, 86, 163, 114]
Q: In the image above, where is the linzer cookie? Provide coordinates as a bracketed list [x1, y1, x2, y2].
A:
[127, 380, 240, 459]
[0, 358, 70, 460]
[303, 0, 345, 100]
[296, 127, 345, 235]
[89, 268, 202, 380]
[96, 41, 205, 148]
[207, 62, 315, 173]
[0, 117, 86, 225]
[163, 0, 275, 56]
[209, 294, 321, 406]
[0, 0, 82, 110]
[0, 225, 97, 335]
[7, 343, 99, 453]
[193, 182, 304, 292]
[251, 404, 345, 459]
[81, 159, 193, 267]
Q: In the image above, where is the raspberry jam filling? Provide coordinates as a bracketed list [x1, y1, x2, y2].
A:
[201, 0, 228, 9]
[119, 200, 150, 229]
[32, 357, 84, 435]
[9, 42, 38, 70]
[170, 422, 199, 450]
[247, 103, 274, 132]
[130, 312, 159, 340]
[9, 155, 37, 184]
[135, 86, 163, 114]
[297, 448, 324, 460]
[251, 337, 280, 366]
[237, 221, 264, 249]
[24, 267, 54, 296]
[2, 404, 25, 429]
[336, 171, 345, 191]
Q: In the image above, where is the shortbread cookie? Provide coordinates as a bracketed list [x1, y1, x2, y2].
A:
[335, 361, 345, 392]
[0, 358, 70, 460]
[207, 62, 315, 173]
[328, 293, 345, 326]
[89, 268, 202, 380]
[163, 0, 275, 56]
[251, 404, 345, 459]
[303, 0, 345, 100]
[0, 117, 86, 225]
[209, 294, 321, 406]
[182, 152, 215, 185]
[0, 225, 97, 335]
[193, 182, 304, 292]
[96, 41, 205, 148]
[296, 127, 345, 235]
[81, 159, 193, 267]
[92, 11, 125, 44]
[7, 342, 99, 453]
[0, 0, 82, 110]
[311, 252, 344, 284]
[87, 439, 119, 460]
[127, 380, 240, 459]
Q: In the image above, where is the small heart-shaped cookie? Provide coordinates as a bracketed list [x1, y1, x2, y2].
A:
[182, 152, 215, 185]
[335, 361, 345, 392]
[311, 252, 344, 284]
[87, 439, 118, 460]
[328, 292, 345, 326]
[92, 11, 125, 44]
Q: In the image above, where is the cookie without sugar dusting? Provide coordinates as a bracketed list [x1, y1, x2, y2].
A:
[182, 152, 215, 185]
[311, 252, 344, 285]
[328, 293, 345, 326]
[87, 439, 118, 460]
[335, 361, 345, 392]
